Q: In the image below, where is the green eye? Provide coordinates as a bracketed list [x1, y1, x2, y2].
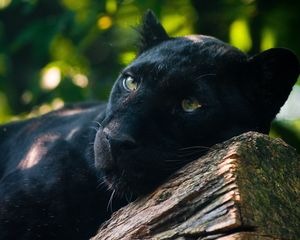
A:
[123, 76, 138, 91]
[181, 98, 202, 112]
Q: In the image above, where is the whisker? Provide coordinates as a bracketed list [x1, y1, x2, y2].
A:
[195, 73, 217, 81]
[107, 189, 116, 212]
[178, 145, 211, 151]
[97, 180, 107, 190]
[93, 121, 103, 128]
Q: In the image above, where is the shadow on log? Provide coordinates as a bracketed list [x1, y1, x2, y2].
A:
[91, 132, 300, 240]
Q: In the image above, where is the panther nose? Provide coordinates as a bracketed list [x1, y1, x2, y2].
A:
[106, 133, 137, 151]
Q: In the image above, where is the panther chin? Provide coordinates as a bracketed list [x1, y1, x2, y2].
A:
[94, 130, 159, 197]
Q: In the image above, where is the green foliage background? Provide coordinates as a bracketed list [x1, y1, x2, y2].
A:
[0, 0, 300, 151]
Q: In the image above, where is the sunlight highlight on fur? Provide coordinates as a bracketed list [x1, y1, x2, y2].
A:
[184, 35, 204, 43]
[55, 108, 88, 117]
[18, 134, 60, 170]
[66, 128, 80, 140]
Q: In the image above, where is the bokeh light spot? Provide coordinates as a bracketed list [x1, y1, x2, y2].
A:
[38, 104, 52, 115]
[230, 19, 252, 52]
[0, 0, 11, 9]
[97, 16, 113, 30]
[261, 28, 276, 51]
[106, 0, 117, 14]
[72, 74, 89, 88]
[52, 98, 64, 110]
[21, 91, 33, 104]
[41, 67, 61, 90]
[162, 15, 192, 36]
[119, 51, 136, 65]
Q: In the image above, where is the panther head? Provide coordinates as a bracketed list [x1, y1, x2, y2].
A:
[94, 11, 299, 197]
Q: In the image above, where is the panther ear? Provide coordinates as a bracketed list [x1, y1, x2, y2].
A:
[138, 10, 169, 53]
[246, 48, 299, 127]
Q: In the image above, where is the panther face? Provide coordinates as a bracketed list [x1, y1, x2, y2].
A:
[93, 11, 299, 197]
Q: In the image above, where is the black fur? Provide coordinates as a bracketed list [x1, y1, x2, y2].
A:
[137, 10, 170, 53]
[0, 10, 299, 239]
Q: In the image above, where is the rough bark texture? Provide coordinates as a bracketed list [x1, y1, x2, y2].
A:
[91, 132, 300, 240]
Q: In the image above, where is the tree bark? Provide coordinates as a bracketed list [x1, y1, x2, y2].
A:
[91, 132, 300, 240]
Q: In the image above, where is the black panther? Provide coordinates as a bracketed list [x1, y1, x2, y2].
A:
[0, 11, 299, 240]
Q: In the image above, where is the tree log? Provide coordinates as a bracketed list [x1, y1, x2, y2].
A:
[91, 132, 300, 240]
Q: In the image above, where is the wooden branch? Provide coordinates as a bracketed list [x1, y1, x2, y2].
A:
[91, 132, 300, 240]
